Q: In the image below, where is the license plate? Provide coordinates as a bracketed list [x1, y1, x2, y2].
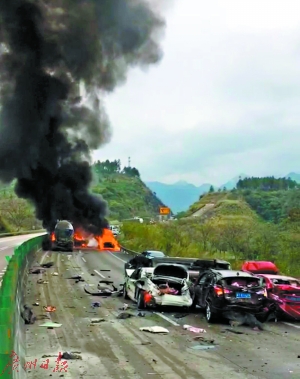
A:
[285, 296, 300, 302]
[236, 292, 251, 299]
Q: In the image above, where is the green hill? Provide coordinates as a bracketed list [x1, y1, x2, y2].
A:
[0, 160, 166, 232]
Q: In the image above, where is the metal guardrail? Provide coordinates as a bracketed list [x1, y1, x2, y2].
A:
[120, 245, 139, 255]
[0, 229, 46, 238]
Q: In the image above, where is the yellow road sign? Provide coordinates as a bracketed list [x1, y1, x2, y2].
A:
[159, 206, 170, 215]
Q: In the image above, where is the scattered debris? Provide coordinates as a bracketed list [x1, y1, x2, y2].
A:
[98, 281, 118, 291]
[84, 285, 115, 296]
[117, 312, 135, 319]
[39, 322, 62, 328]
[68, 275, 82, 280]
[190, 345, 215, 351]
[141, 341, 151, 345]
[183, 325, 206, 333]
[52, 272, 59, 276]
[61, 352, 82, 360]
[138, 312, 146, 317]
[32, 302, 39, 306]
[91, 302, 101, 308]
[42, 354, 57, 358]
[43, 306, 56, 312]
[29, 268, 46, 274]
[90, 319, 105, 323]
[37, 279, 48, 284]
[91, 273, 95, 276]
[174, 313, 188, 319]
[140, 326, 169, 334]
[21, 305, 36, 324]
[223, 311, 264, 330]
[100, 270, 111, 272]
[41, 262, 54, 268]
[193, 336, 215, 344]
[120, 303, 129, 311]
[225, 329, 245, 334]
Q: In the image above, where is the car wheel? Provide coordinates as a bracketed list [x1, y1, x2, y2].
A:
[205, 301, 218, 323]
[123, 284, 130, 300]
[137, 290, 145, 309]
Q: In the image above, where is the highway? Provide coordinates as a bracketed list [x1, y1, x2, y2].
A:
[22, 248, 300, 379]
[0, 233, 45, 284]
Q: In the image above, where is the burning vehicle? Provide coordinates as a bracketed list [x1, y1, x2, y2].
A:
[242, 261, 300, 320]
[123, 263, 193, 309]
[42, 220, 74, 252]
[190, 269, 270, 323]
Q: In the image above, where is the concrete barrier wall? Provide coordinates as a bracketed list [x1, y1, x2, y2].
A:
[0, 235, 45, 379]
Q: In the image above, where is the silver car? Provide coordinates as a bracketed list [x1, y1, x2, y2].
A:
[124, 263, 193, 309]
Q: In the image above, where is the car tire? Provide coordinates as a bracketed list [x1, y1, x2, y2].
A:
[205, 301, 218, 323]
[123, 284, 130, 300]
[137, 290, 145, 309]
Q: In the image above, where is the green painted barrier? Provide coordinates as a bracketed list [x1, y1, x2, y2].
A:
[0, 234, 46, 378]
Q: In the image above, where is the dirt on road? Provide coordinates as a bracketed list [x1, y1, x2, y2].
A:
[22, 249, 300, 379]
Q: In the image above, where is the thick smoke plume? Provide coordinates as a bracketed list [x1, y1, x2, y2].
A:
[0, 0, 165, 233]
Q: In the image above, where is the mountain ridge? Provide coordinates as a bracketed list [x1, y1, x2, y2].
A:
[146, 172, 300, 214]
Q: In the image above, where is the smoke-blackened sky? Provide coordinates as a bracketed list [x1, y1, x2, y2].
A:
[0, 0, 165, 232]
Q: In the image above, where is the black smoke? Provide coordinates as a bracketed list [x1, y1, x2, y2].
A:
[0, 0, 165, 233]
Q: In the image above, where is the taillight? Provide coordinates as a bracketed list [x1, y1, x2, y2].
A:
[214, 286, 231, 296]
[144, 292, 153, 303]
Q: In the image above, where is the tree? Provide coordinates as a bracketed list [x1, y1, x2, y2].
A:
[0, 197, 33, 231]
[209, 185, 215, 193]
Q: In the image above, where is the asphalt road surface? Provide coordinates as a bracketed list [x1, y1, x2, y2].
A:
[23, 249, 300, 379]
[0, 233, 45, 284]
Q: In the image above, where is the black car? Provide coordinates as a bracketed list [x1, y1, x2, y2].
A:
[190, 269, 269, 323]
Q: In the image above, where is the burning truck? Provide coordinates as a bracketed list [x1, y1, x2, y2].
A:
[42, 220, 74, 252]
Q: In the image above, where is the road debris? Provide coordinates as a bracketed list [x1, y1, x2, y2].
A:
[193, 336, 215, 344]
[140, 326, 169, 334]
[174, 313, 188, 319]
[43, 306, 56, 312]
[33, 302, 39, 306]
[84, 284, 116, 296]
[41, 262, 54, 268]
[21, 305, 36, 324]
[29, 268, 46, 274]
[183, 325, 206, 333]
[117, 312, 135, 319]
[137, 312, 146, 317]
[61, 352, 82, 360]
[91, 301, 101, 308]
[68, 275, 83, 280]
[37, 279, 48, 284]
[90, 318, 105, 323]
[39, 322, 62, 328]
[52, 272, 59, 276]
[190, 345, 215, 351]
[223, 311, 264, 330]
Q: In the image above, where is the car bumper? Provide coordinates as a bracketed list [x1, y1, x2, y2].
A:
[147, 294, 193, 308]
[213, 304, 269, 316]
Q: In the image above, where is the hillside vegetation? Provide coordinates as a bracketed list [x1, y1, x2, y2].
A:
[0, 160, 165, 233]
[121, 176, 300, 277]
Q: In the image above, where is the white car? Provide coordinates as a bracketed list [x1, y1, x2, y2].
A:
[123, 263, 193, 309]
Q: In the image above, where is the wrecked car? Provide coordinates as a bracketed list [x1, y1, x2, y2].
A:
[242, 261, 300, 321]
[190, 269, 270, 323]
[124, 263, 193, 309]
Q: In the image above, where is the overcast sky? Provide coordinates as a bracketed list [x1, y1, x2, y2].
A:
[93, 0, 300, 186]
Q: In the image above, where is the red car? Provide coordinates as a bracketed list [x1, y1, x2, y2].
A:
[242, 261, 300, 321]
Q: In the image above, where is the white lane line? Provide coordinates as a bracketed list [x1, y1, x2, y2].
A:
[94, 269, 106, 278]
[82, 257, 86, 263]
[282, 322, 300, 329]
[0, 246, 8, 251]
[108, 251, 126, 263]
[154, 312, 180, 326]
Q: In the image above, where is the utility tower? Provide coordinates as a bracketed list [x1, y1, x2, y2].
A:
[128, 156, 131, 167]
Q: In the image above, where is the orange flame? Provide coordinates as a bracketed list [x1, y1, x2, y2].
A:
[51, 232, 55, 242]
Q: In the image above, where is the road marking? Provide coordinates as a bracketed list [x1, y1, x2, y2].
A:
[282, 322, 300, 329]
[153, 312, 180, 326]
[108, 251, 126, 263]
[94, 269, 105, 278]
[82, 257, 86, 263]
[0, 246, 8, 251]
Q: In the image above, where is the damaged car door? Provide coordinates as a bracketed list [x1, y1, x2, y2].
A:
[125, 268, 141, 300]
[192, 272, 209, 308]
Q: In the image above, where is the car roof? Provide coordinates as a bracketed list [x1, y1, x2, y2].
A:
[209, 269, 256, 278]
[259, 274, 299, 281]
